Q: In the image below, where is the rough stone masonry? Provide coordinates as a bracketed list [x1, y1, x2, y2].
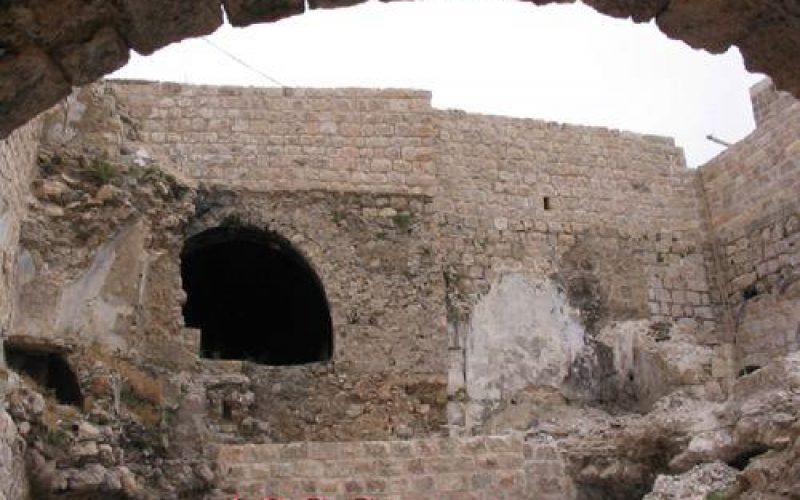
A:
[0, 77, 797, 499]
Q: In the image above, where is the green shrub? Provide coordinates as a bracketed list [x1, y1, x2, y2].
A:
[85, 159, 118, 184]
[392, 212, 413, 231]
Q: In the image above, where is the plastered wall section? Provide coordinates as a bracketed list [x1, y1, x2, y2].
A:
[699, 81, 800, 368]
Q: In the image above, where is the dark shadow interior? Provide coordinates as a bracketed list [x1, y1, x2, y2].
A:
[5, 345, 83, 407]
[181, 226, 333, 365]
[728, 444, 770, 470]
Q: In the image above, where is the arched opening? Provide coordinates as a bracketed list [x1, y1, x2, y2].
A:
[4, 344, 83, 407]
[181, 225, 333, 365]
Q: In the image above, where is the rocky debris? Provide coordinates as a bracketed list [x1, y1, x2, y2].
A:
[4, 346, 218, 499]
[520, 350, 800, 499]
[4, 134, 217, 498]
[0, 406, 29, 499]
[643, 462, 739, 500]
[596, 318, 715, 411]
[24, 145, 193, 263]
[4, 382, 145, 499]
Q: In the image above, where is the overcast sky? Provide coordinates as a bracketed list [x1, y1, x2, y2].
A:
[111, 0, 764, 167]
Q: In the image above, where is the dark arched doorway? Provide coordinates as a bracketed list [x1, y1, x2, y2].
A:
[181, 226, 333, 365]
[4, 344, 83, 407]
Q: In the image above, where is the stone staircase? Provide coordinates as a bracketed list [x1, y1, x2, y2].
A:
[208, 435, 572, 499]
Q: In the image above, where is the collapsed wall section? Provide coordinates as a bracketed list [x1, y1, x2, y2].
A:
[699, 80, 800, 370]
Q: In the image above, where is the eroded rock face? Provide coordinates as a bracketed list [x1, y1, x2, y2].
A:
[540, 351, 800, 499]
[644, 462, 739, 500]
[1, 0, 800, 140]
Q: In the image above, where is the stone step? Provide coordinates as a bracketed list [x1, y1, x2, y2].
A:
[211, 435, 572, 499]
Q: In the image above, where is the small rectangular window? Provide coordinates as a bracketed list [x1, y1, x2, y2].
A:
[543, 197, 551, 210]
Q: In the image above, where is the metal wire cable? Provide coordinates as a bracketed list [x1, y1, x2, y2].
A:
[200, 37, 287, 87]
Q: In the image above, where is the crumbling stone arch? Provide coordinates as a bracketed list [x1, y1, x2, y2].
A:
[0, 0, 799, 139]
[181, 224, 333, 365]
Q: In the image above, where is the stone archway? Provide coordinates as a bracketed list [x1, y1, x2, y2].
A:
[181, 225, 333, 365]
[0, 0, 799, 139]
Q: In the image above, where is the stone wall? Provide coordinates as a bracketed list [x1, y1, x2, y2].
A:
[109, 81, 438, 194]
[750, 78, 800, 128]
[0, 116, 40, 500]
[434, 110, 715, 325]
[0, 119, 41, 343]
[108, 81, 718, 331]
[96, 81, 725, 432]
[699, 79, 800, 369]
[188, 189, 449, 442]
[212, 434, 573, 499]
[433, 111, 719, 427]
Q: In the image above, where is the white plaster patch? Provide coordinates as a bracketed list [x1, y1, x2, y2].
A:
[465, 273, 585, 406]
[53, 221, 145, 347]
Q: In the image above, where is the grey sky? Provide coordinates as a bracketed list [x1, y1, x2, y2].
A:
[111, 0, 764, 167]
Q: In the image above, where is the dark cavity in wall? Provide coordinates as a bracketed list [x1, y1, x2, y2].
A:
[181, 225, 333, 365]
[4, 344, 83, 407]
[742, 284, 759, 300]
[727, 444, 770, 470]
[737, 364, 762, 377]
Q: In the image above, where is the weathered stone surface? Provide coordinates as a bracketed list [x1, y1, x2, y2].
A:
[583, 0, 669, 23]
[55, 26, 130, 86]
[117, 0, 223, 55]
[0, 47, 69, 138]
[644, 462, 738, 500]
[0, 409, 29, 500]
[308, 0, 368, 9]
[223, 0, 305, 26]
[699, 79, 800, 372]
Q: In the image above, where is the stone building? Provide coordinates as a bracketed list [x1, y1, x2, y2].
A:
[0, 74, 797, 499]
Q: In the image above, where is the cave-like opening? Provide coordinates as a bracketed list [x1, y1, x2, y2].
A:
[5, 344, 83, 407]
[181, 226, 333, 365]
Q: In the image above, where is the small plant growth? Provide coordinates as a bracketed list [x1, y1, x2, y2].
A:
[392, 212, 414, 232]
[85, 158, 118, 184]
